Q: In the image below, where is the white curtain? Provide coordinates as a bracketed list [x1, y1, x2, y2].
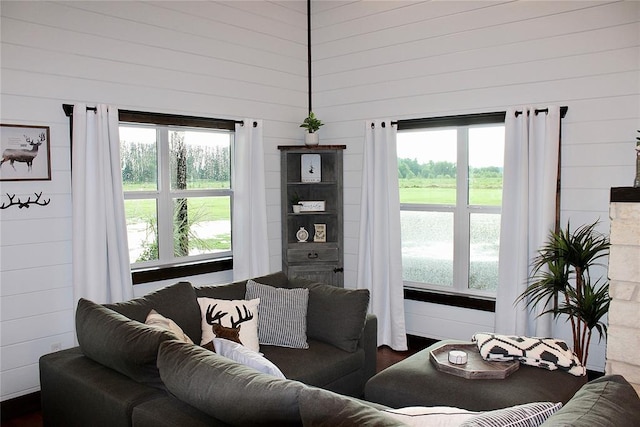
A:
[495, 106, 560, 337]
[357, 120, 408, 351]
[232, 119, 269, 281]
[72, 104, 133, 304]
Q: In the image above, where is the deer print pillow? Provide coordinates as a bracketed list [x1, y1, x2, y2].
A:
[197, 297, 260, 352]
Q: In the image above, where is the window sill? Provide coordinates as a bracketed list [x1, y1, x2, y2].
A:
[132, 258, 233, 285]
[404, 288, 495, 312]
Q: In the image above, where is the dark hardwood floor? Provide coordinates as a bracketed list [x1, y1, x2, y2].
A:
[1, 337, 435, 427]
[0, 413, 42, 427]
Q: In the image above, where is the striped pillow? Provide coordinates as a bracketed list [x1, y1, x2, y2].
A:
[460, 402, 562, 427]
[245, 279, 309, 349]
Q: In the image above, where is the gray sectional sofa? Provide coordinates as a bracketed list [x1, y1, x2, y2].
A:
[39, 270, 640, 426]
[39, 272, 378, 426]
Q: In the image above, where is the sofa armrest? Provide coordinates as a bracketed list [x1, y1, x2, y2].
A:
[40, 347, 166, 427]
[359, 313, 378, 385]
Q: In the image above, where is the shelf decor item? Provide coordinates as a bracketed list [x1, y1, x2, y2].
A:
[300, 111, 323, 146]
[296, 226, 309, 242]
[301, 154, 321, 182]
[299, 201, 325, 212]
[314, 224, 327, 242]
[290, 192, 302, 213]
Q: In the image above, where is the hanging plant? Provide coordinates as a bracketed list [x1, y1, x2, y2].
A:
[516, 220, 611, 366]
[300, 112, 324, 133]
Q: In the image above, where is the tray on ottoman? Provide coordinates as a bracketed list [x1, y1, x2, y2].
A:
[429, 342, 519, 379]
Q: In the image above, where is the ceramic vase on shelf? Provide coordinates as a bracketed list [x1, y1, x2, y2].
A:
[304, 132, 319, 146]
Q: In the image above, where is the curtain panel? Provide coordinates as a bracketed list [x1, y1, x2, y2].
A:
[232, 120, 269, 281]
[495, 106, 561, 337]
[357, 120, 408, 351]
[72, 103, 133, 305]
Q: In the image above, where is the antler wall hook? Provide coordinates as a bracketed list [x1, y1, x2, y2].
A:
[0, 192, 51, 209]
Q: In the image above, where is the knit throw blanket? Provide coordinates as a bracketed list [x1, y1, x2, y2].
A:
[472, 333, 586, 377]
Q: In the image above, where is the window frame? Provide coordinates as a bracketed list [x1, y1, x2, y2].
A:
[397, 108, 566, 308]
[121, 123, 234, 267]
[397, 112, 507, 301]
[118, 111, 238, 284]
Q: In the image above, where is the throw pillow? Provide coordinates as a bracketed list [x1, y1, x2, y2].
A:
[213, 337, 285, 378]
[383, 406, 477, 427]
[472, 333, 585, 376]
[245, 279, 309, 349]
[291, 279, 370, 352]
[298, 386, 403, 427]
[157, 340, 305, 426]
[197, 297, 260, 352]
[145, 309, 194, 344]
[460, 402, 562, 427]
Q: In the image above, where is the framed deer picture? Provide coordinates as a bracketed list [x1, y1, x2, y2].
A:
[0, 124, 52, 181]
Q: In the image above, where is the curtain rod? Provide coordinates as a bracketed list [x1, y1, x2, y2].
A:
[389, 106, 568, 128]
[62, 104, 254, 127]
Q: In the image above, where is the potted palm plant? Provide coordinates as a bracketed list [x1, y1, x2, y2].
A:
[517, 220, 611, 366]
[300, 111, 324, 146]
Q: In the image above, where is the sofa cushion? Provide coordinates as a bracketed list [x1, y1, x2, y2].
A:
[261, 339, 364, 388]
[195, 272, 290, 300]
[541, 375, 640, 426]
[291, 279, 370, 352]
[298, 386, 403, 426]
[212, 337, 285, 378]
[105, 281, 202, 344]
[157, 340, 305, 426]
[246, 279, 309, 349]
[76, 298, 175, 388]
[197, 297, 260, 352]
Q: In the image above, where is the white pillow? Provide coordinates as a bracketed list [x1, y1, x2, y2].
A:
[213, 337, 285, 379]
[460, 402, 562, 427]
[197, 297, 260, 352]
[383, 406, 477, 427]
[144, 309, 193, 344]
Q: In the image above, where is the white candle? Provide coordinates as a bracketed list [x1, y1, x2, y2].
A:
[448, 350, 468, 365]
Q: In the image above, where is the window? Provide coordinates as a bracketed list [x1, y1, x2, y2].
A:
[397, 114, 505, 297]
[120, 114, 234, 272]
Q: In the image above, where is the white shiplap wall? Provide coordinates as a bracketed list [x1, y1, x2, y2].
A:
[312, 0, 640, 372]
[0, 0, 307, 401]
[1, 0, 639, 401]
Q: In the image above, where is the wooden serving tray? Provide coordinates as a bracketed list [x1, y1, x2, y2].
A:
[429, 342, 519, 380]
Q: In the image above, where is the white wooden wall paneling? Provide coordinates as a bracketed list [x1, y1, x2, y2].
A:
[1, 264, 71, 297]
[314, 3, 628, 68]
